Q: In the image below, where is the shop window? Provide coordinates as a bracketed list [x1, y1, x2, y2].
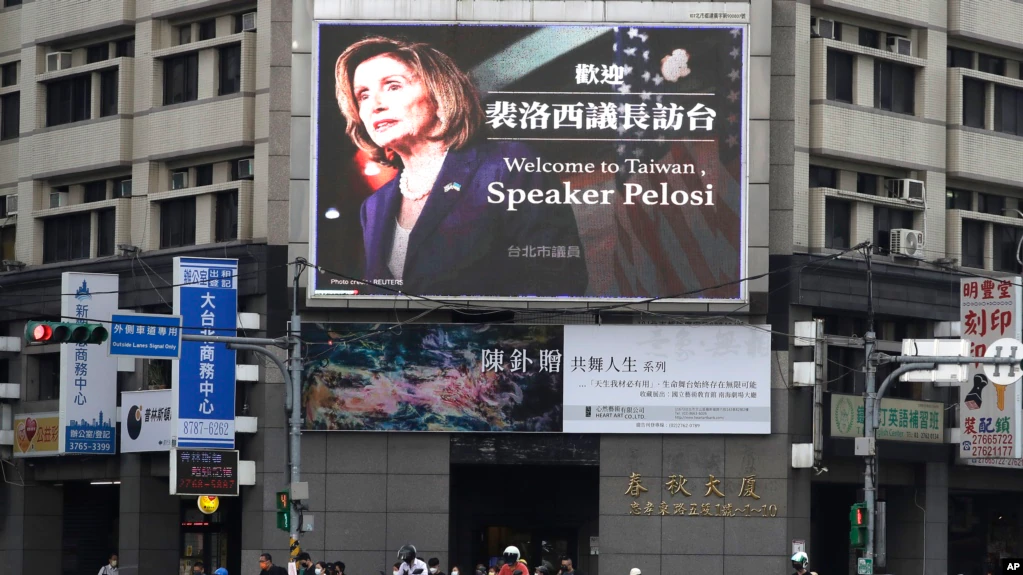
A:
[825, 199, 851, 249]
[43, 212, 91, 263]
[962, 219, 985, 269]
[86, 43, 109, 64]
[994, 85, 1023, 136]
[826, 49, 853, 104]
[97, 208, 116, 257]
[198, 19, 216, 41]
[215, 190, 238, 242]
[946, 188, 972, 211]
[160, 197, 196, 248]
[856, 173, 878, 195]
[100, 69, 118, 117]
[948, 47, 974, 69]
[164, 53, 198, 105]
[873, 206, 914, 255]
[979, 54, 1005, 76]
[218, 44, 241, 95]
[994, 224, 1023, 273]
[875, 61, 915, 115]
[963, 78, 986, 129]
[810, 165, 837, 189]
[0, 92, 18, 140]
[83, 180, 107, 203]
[115, 37, 135, 58]
[978, 193, 1005, 216]
[0, 62, 16, 87]
[195, 164, 213, 187]
[46, 75, 91, 127]
[858, 28, 880, 49]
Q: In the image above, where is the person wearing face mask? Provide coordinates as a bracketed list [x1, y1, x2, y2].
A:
[486, 566, 497, 575]
[259, 552, 288, 575]
[396, 544, 429, 575]
[314, 562, 331, 575]
[193, 560, 207, 575]
[295, 553, 315, 575]
[450, 564, 462, 575]
[428, 558, 446, 575]
[97, 553, 118, 575]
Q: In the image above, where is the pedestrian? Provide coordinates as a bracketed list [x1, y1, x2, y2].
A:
[333, 561, 346, 575]
[296, 553, 315, 575]
[193, 560, 207, 574]
[535, 565, 550, 575]
[314, 562, 331, 575]
[429, 558, 446, 575]
[259, 552, 289, 575]
[450, 564, 462, 575]
[97, 553, 118, 575]
[558, 557, 581, 575]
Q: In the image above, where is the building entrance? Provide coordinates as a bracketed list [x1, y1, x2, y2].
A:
[450, 464, 598, 574]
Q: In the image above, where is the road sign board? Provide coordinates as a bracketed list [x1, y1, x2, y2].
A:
[857, 558, 873, 575]
[109, 313, 182, 359]
[984, 337, 1023, 386]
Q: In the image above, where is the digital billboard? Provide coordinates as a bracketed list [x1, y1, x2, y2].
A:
[311, 22, 748, 301]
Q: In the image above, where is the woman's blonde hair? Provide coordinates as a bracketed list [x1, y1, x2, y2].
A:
[335, 36, 485, 168]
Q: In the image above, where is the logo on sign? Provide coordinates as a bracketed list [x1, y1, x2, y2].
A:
[127, 405, 143, 440]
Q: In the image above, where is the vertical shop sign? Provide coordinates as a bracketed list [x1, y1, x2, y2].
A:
[959, 277, 1023, 460]
[59, 273, 118, 454]
[172, 258, 238, 449]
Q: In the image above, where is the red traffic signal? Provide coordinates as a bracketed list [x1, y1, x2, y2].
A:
[25, 321, 106, 344]
[32, 323, 52, 341]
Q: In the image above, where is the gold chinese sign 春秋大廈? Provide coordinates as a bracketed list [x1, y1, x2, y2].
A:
[623, 472, 779, 518]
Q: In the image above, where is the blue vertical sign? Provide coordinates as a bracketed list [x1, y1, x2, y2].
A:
[173, 258, 238, 449]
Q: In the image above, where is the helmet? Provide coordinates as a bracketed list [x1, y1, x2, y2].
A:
[790, 552, 808, 570]
[503, 547, 520, 566]
[399, 545, 418, 566]
[215, 569, 229, 575]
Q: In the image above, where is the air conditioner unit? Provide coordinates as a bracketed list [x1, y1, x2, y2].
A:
[115, 179, 132, 198]
[237, 158, 254, 179]
[887, 36, 912, 56]
[0, 195, 14, 217]
[891, 228, 924, 258]
[811, 17, 836, 40]
[46, 51, 72, 73]
[886, 178, 924, 202]
[49, 190, 68, 209]
[242, 12, 257, 32]
[171, 171, 189, 190]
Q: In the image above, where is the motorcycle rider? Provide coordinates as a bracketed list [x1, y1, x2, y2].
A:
[498, 548, 526, 575]
[397, 545, 430, 575]
[791, 552, 818, 575]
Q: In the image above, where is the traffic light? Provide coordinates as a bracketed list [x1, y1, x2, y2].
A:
[850, 502, 868, 549]
[25, 321, 108, 344]
[276, 490, 290, 531]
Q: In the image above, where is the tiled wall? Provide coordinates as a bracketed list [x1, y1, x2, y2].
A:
[949, 0, 1023, 50]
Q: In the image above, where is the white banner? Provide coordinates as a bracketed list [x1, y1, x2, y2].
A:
[562, 324, 771, 433]
[959, 277, 1023, 460]
[59, 273, 118, 455]
[121, 390, 173, 453]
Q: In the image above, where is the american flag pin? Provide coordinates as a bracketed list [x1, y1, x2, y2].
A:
[443, 182, 461, 193]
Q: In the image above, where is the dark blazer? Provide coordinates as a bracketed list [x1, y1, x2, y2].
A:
[359, 140, 588, 297]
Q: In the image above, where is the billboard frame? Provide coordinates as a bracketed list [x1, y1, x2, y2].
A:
[307, 18, 750, 305]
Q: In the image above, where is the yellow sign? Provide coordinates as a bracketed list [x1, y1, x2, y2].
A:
[197, 495, 220, 514]
[13, 412, 60, 458]
[830, 394, 944, 443]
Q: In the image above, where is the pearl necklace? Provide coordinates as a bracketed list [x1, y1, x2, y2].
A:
[398, 150, 448, 201]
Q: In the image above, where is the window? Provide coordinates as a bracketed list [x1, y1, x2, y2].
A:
[97, 208, 115, 256]
[115, 37, 135, 58]
[874, 206, 914, 254]
[163, 53, 198, 105]
[234, 13, 247, 33]
[199, 19, 216, 41]
[100, 69, 118, 117]
[3, 0, 23, 6]
[46, 75, 91, 126]
[86, 43, 109, 64]
[0, 92, 18, 140]
[195, 164, 213, 186]
[0, 62, 15, 87]
[962, 219, 985, 269]
[231, 158, 253, 181]
[147, 359, 172, 390]
[825, 199, 851, 249]
[112, 176, 131, 198]
[994, 224, 1023, 273]
[994, 85, 1023, 136]
[978, 193, 1006, 216]
[963, 77, 986, 129]
[946, 188, 972, 210]
[218, 44, 241, 96]
[856, 173, 878, 195]
[948, 47, 974, 68]
[0, 224, 13, 261]
[177, 25, 192, 45]
[809, 165, 837, 189]
[875, 61, 915, 115]
[43, 212, 91, 263]
[826, 49, 853, 103]
[858, 28, 880, 49]
[979, 54, 1005, 76]
[215, 190, 238, 242]
[83, 180, 106, 203]
[160, 197, 196, 248]
[35, 354, 60, 401]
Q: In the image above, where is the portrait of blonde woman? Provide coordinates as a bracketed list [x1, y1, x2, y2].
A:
[333, 36, 588, 297]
